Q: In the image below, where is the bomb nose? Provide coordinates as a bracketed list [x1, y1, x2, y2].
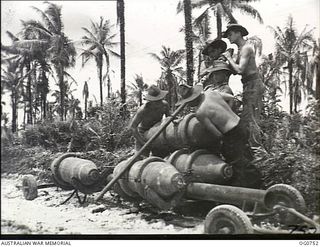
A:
[171, 174, 186, 190]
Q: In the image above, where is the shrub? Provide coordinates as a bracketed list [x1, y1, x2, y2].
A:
[21, 99, 134, 152]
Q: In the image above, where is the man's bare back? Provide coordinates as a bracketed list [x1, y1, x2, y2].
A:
[138, 101, 169, 130]
[196, 89, 240, 135]
[130, 100, 169, 145]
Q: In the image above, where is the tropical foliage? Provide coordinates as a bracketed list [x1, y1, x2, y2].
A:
[268, 15, 315, 113]
[149, 46, 185, 110]
[80, 17, 119, 105]
[1, 1, 320, 215]
[177, 0, 263, 39]
[127, 74, 148, 106]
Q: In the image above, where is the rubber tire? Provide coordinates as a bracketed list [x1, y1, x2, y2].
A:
[22, 175, 38, 200]
[264, 184, 306, 224]
[204, 205, 253, 234]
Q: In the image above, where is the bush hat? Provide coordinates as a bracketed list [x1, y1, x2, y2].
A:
[222, 24, 249, 38]
[176, 84, 203, 106]
[202, 39, 227, 55]
[144, 85, 168, 101]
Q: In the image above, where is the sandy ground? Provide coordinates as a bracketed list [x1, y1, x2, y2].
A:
[1, 174, 204, 235]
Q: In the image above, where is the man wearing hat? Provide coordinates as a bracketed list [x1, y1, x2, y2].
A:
[129, 85, 170, 156]
[202, 39, 227, 62]
[176, 84, 262, 189]
[222, 24, 265, 147]
[201, 39, 234, 95]
[202, 60, 234, 96]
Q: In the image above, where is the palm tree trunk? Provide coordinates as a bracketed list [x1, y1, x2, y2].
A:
[84, 96, 88, 119]
[288, 60, 293, 114]
[107, 75, 111, 98]
[11, 93, 17, 133]
[216, 14, 222, 39]
[43, 93, 47, 120]
[183, 0, 194, 86]
[23, 103, 26, 129]
[26, 62, 33, 124]
[118, 0, 126, 114]
[316, 62, 320, 100]
[58, 65, 65, 121]
[98, 59, 103, 107]
[139, 91, 142, 106]
[198, 50, 202, 83]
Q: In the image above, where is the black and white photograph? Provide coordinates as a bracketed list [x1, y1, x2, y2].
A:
[1, 0, 319, 239]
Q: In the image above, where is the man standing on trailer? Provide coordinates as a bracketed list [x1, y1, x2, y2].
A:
[222, 24, 265, 147]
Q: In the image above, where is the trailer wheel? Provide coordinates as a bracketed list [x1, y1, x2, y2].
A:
[22, 175, 38, 200]
[204, 205, 253, 234]
[264, 184, 306, 224]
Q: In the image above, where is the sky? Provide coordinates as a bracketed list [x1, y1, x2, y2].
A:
[1, 0, 319, 122]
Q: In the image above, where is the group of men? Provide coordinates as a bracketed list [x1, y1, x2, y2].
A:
[129, 24, 265, 189]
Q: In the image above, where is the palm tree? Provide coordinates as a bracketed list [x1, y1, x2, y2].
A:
[309, 38, 320, 100]
[183, 0, 194, 86]
[18, 20, 53, 122]
[258, 53, 283, 102]
[117, 0, 126, 114]
[1, 31, 37, 125]
[268, 15, 315, 113]
[51, 77, 77, 120]
[83, 78, 89, 119]
[127, 74, 148, 106]
[246, 35, 263, 56]
[21, 2, 77, 121]
[80, 17, 119, 106]
[177, 0, 263, 39]
[149, 46, 185, 110]
[191, 12, 212, 82]
[1, 59, 33, 132]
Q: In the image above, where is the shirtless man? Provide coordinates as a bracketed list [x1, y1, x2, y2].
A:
[222, 24, 265, 147]
[176, 84, 262, 189]
[129, 85, 170, 156]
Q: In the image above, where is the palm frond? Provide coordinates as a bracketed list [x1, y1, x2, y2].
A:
[31, 5, 57, 33]
[149, 53, 162, 62]
[43, 1, 63, 33]
[5, 31, 19, 42]
[234, 3, 263, 24]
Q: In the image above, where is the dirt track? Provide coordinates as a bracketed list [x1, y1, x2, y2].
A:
[1, 174, 204, 235]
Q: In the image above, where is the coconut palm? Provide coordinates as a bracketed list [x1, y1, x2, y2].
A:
[268, 15, 315, 113]
[183, 0, 194, 86]
[127, 74, 148, 106]
[246, 35, 263, 56]
[51, 77, 77, 120]
[191, 12, 212, 82]
[20, 2, 77, 121]
[258, 53, 283, 102]
[309, 38, 320, 100]
[83, 78, 90, 119]
[1, 59, 33, 132]
[177, 0, 263, 39]
[117, 0, 126, 113]
[1, 31, 38, 125]
[80, 17, 119, 106]
[149, 46, 185, 110]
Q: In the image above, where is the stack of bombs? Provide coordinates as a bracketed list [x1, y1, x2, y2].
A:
[143, 113, 222, 157]
[112, 113, 234, 209]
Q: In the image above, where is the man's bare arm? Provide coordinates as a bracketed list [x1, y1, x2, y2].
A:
[223, 45, 252, 74]
[164, 101, 170, 117]
[219, 92, 235, 101]
[129, 108, 146, 144]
